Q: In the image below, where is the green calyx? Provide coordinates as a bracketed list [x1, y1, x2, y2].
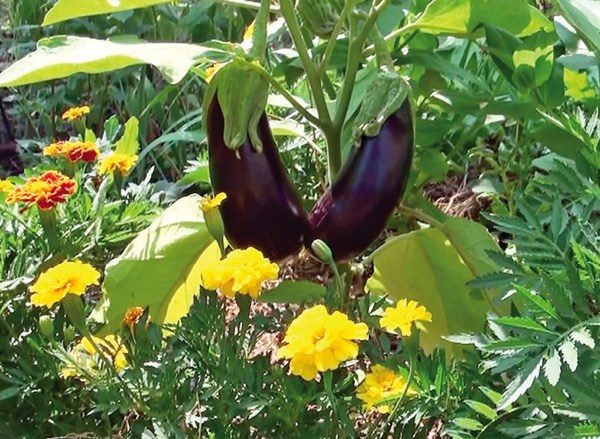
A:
[351, 69, 410, 143]
[204, 59, 269, 151]
[297, 0, 344, 38]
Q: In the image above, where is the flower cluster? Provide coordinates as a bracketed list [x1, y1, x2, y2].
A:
[356, 365, 415, 413]
[380, 299, 432, 336]
[6, 170, 77, 210]
[30, 260, 100, 308]
[201, 247, 279, 299]
[61, 105, 90, 121]
[61, 334, 128, 380]
[98, 152, 138, 176]
[44, 140, 100, 163]
[278, 305, 369, 381]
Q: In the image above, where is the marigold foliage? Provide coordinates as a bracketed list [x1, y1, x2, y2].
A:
[44, 140, 99, 163]
[61, 334, 127, 380]
[201, 247, 278, 298]
[61, 105, 90, 121]
[200, 192, 227, 213]
[98, 152, 138, 175]
[278, 305, 369, 381]
[30, 260, 100, 308]
[380, 299, 432, 336]
[6, 170, 77, 210]
[356, 364, 415, 413]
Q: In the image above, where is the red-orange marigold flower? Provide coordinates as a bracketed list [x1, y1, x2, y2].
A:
[44, 141, 99, 163]
[6, 171, 77, 210]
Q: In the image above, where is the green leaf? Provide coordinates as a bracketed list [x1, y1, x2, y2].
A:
[259, 280, 326, 304]
[465, 400, 497, 420]
[498, 357, 542, 409]
[93, 195, 218, 334]
[453, 417, 484, 431]
[114, 117, 140, 155]
[411, 0, 552, 38]
[43, 0, 172, 26]
[557, 0, 600, 53]
[493, 317, 556, 334]
[512, 31, 555, 90]
[482, 338, 544, 352]
[514, 285, 560, 321]
[559, 339, 579, 372]
[544, 348, 562, 386]
[0, 35, 230, 87]
[366, 218, 504, 356]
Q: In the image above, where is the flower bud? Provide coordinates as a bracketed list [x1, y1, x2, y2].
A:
[311, 239, 334, 264]
[38, 315, 54, 340]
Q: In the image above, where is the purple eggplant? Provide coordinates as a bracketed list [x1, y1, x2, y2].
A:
[207, 98, 308, 261]
[306, 100, 414, 262]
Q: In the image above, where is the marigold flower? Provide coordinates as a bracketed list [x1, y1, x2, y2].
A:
[61, 105, 90, 121]
[61, 334, 128, 379]
[200, 192, 227, 213]
[44, 140, 99, 163]
[30, 260, 101, 308]
[0, 179, 13, 194]
[356, 365, 415, 413]
[6, 170, 77, 210]
[380, 299, 432, 337]
[98, 152, 138, 176]
[278, 305, 369, 381]
[201, 247, 278, 299]
[122, 306, 146, 328]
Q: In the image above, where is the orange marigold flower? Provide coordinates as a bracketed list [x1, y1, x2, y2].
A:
[122, 306, 146, 329]
[61, 105, 90, 121]
[98, 153, 138, 176]
[6, 171, 77, 211]
[44, 141, 100, 163]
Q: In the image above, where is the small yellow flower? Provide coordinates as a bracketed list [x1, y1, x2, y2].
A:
[356, 365, 415, 413]
[30, 260, 101, 308]
[243, 20, 255, 41]
[98, 152, 138, 176]
[205, 63, 225, 83]
[122, 306, 146, 329]
[200, 192, 227, 213]
[61, 105, 90, 121]
[380, 299, 432, 336]
[278, 305, 369, 381]
[201, 247, 278, 299]
[61, 334, 128, 379]
[0, 179, 13, 194]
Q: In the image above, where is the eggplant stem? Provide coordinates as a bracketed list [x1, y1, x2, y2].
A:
[317, 0, 358, 77]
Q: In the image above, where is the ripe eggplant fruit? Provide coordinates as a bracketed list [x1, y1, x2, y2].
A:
[207, 98, 308, 261]
[306, 100, 414, 262]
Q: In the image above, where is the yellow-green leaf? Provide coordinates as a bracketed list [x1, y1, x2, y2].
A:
[43, 0, 173, 26]
[564, 68, 596, 102]
[93, 195, 217, 334]
[114, 117, 140, 155]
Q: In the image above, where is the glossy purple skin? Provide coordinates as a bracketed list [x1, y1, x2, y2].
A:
[306, 101, 414, 262]
[207, 98, 308, 261]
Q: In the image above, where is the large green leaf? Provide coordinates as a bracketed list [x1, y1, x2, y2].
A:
[0, 35, 229, 87]
[411, 0, 553, 38]
[43, 0, 172, 26]
[93, 195, 218, 334]
[366, 218, 504, 355]
[557, 0, 600, 52]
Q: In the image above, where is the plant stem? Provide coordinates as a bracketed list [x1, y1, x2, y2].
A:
[214, 0, 279, 13]
[279, 0, 332, 129]
[317, 0, 358, 76]
[38, 208, 60, 251]
[398, 205, 445, 229]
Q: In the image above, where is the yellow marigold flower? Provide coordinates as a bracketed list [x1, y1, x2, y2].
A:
[200, 192, 227, 213]
[30, 260, 101, 308]
[98, 152, 138, 176]
[44, 140, 100, 163]
[61, 334, 128, 379]
[356, 365, 415, 413]
[243, 20, 255, 41]
[6, 170, 77, 211]
[201, 247, 278, 299]
[205, 62, 225, 83]
[0, 179, 13, 194]
[122, 306, 146, 328]
[61, 105, 90, 121]
[278, 305, 369, 381]
[380, 299, 432, 337]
